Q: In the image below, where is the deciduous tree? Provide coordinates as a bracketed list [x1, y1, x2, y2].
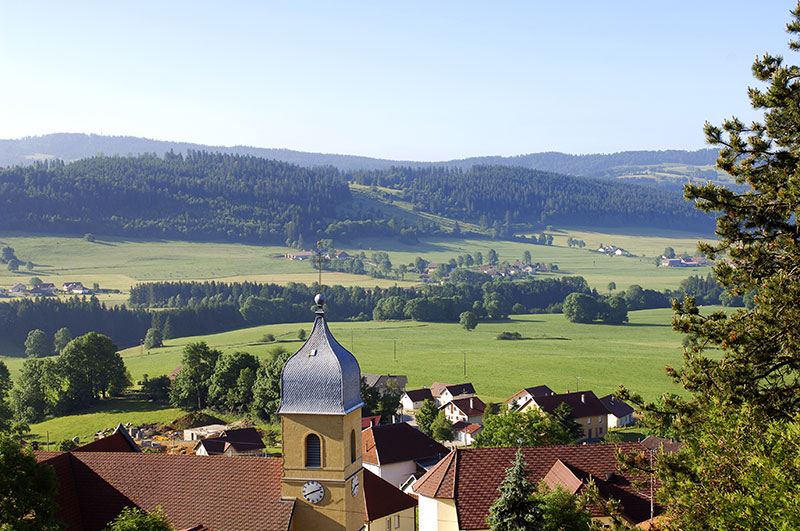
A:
[24, 329, 50, 358]
[0, 434, 61, 530]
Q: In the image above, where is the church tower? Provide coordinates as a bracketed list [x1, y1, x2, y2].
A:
[279, 294, 365, 530]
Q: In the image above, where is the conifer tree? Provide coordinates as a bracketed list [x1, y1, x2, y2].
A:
[487, 448, 543, 531]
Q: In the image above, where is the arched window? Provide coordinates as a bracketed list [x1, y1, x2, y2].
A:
[350, 430, 356, 463]
[306, 434, 321, 468]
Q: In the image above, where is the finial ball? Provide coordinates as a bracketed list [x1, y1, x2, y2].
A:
[315, 293, 326, 307]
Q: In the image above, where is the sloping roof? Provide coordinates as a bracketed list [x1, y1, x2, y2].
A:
[599, 394, 635, 418]
[278, 305, 364, 415]
[362, 373, 408, 390]
[194, 428, 265, 455]
[363, 469, 417, 521]
[362, 423, 448, 466]
[36, 452, 294, 531]
[525, 385, 555, 397]
[533, 391, 609, 418]
[429, 382, 449, 397]
[412, 449, 457, 499]
[194, 438, 227, 455]
[640, 435, 683, 455]
[443, 397, 486, 417]
[75, 424, 141, 453]
[443, 383, 475, 397]
[415, 443, 661, 529]
[403, 388, 433, 402]
[452, 421, 483, 435]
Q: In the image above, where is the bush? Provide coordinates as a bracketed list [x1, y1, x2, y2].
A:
[496, 331, 522, 340]
[260, 333, 276, 343]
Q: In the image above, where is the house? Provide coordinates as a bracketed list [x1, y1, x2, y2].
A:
[441, 396, 486, 425]
[363, 373, 408, 393]
[9, 282, 26, 293]
[400, 388, 434, 411]
[520, 391, 611, 441]
[327, 250, 351, 260]
[452, 421, 483, 445]
[505, 385, 555, 409]
[661, 258, 686, 267]
[284, 250, 315, 260]
[364, 469, 417, 531]
[641, 435, 683, 455]
[192, 427, 266, 456]
[599, 394, 636, 427]
[431, 382, 476, 407]
[63, 281, 90, 294]
[362, 422, 449, 488]
[413, 443, 662, 530]
[35, 296, 417, 531]
[183, 424, 228, 441]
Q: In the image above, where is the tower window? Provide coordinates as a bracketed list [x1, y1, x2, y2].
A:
[350, 430, 356, 463]
[306, 434, 321, 468]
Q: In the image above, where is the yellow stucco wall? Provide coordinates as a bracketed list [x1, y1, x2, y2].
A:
[281, 409, 364, 530]
[418, 496, 459, 531]
[366, 506, 417, 531]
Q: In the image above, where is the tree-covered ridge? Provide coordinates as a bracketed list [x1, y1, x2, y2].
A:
[350, 165, 715, 231]
[0, 151, 352, 243]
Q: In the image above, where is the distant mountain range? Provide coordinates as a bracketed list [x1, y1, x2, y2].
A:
[0, 133, 725, 190]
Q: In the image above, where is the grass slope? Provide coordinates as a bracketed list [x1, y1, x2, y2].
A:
[114, 307, 692, 404]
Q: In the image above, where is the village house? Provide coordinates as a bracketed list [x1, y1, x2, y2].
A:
[505, 385, 555, 409]
[400, 388, 434, 411]
[362, 422, 449, 488]
[517, 390, 611, 441]
[192, 427, 266, 456]
[430, 382, 476, 407]
[36, 297, 418, 531]
[440, 396, 486, 425]
[9, 282, 26, 293]
[452, 421, 483, 446]
[599, 394, 636, 427]
[363, 373, 408, 393]
[284, 250, 315, 260]
[413, 443, 662, 530]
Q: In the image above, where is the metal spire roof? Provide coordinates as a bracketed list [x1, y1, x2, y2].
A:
[278, 296, 364, 415]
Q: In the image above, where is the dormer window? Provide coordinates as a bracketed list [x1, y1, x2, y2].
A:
[306, 434, 321, 467]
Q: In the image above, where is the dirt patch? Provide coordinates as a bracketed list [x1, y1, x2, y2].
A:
[166, 412, 227, 430]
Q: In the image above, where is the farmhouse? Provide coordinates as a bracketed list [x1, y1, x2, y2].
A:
[413, 443, 662, 530]
[284, 250, 315, 260]
[518, 390, 611, 441]
[362, 373, 408, 393]
[9, 282, 26, 293]
[505, 385, 555, 409]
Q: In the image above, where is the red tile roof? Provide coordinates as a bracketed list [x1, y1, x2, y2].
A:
[452, 421, 483, 435]
[363, 469, 417, 521]
[362, 423, 449, 466]
[75, 426, 141, 453]
[36, 452, 294, 531]
[414, 443, 661, 529]
[362, 415, 381, 429]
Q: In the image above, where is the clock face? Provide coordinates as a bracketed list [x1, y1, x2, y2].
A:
[302, 480, 325, 504]
[351, 475, 360, 497]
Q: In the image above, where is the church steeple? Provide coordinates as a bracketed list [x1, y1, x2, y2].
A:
[279, 296, 365, 530]
[278, 294, 364, 416]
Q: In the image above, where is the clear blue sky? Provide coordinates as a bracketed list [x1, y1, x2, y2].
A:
[0, 2, 795, 160]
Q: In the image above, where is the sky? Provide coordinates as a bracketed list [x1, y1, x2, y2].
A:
[0, 1, 796, 161]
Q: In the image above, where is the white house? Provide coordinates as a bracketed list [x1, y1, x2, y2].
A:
[400, 388, 433, 411]
[441, 396, 486, 425]
[362, 423, 449, 488]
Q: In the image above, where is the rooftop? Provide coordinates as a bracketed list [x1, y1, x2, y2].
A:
[362, 423, 449, 466]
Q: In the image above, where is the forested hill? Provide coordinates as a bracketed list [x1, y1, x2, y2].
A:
[1, 134, 720, 185]
[0, 152, 356, 243]
[350, 165, 715, 232]
[0, 152, 714, 242]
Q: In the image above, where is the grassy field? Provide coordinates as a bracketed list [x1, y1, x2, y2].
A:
[0, 227, 713, 299]
[6, 305, 709, 445]
[112, 306, 693, 404]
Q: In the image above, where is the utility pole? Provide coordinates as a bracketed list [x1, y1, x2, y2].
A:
[393, 339, 397, 362]
[463, 350, 467, 377]
[574, 376, 581, 392]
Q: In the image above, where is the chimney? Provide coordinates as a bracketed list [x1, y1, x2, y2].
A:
[581, 394, 585, 403]
[470, 397, 474, 409]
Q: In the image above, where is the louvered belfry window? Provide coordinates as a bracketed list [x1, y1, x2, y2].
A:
[306, 434, 321, 467]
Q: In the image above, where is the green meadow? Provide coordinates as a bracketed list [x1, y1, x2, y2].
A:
[1, 227, 713, 302]
[10, 305, 709, 444]
[118, 307, 690, 405]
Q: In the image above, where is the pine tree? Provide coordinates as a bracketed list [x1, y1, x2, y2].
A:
[487, 448, 543, 531]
